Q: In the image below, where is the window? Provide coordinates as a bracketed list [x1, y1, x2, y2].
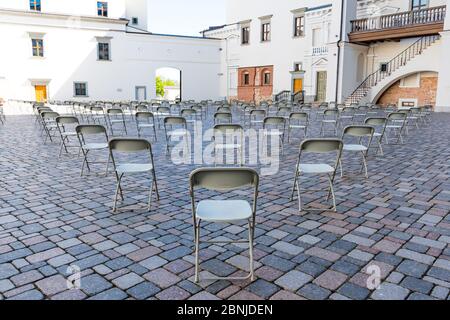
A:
[294, 62, 302, 72]
[132, 17, 139, 25]
[263, 72, 271, 85]
[30, 0, 41, 11]
[312, 28, 322, 47]
[97, 2, 108, 17]
[243, 73, 250, 85]
[380, 63, 388, 72]
[242, 26, 250, 45]
[412, 0, 428, 10]
[294, 16, 305, 37]
[32, 39, 44, 57]
[261, 22, 271, 42]
[74, 82, 88, 97]
[98, 42, 110, 61]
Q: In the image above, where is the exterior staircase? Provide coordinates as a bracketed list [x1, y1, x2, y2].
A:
[345, 34, 441, 105]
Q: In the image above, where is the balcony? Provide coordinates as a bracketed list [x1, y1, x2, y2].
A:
[349, 6, 446, 43]
[312, 46, 328, 56]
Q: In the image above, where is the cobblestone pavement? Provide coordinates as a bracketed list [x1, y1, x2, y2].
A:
[0, 108, 449, 300]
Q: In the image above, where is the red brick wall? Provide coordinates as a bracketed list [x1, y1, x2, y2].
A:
[377, 73, 438, 106]
[238, 66, 273, 103]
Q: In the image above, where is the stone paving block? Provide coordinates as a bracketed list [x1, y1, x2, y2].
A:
[297, 283, 331, 300]
[35, 275, 68, 296]
[396, 249, 435, 265]
[127, 282, 161, 299]
[80, 274, 112, 295]
[274, 270, 312, 291]
[271, 241, 304, 256]
[401, 276, 434, 294]
[89, 288, 128, 300]
[139, 256, 168, 270]
[313, 270, 347, 291]
[371, 283, 410, 300]
[0, 263, 18, 280]
[144, 268, 181, 289]
[247, 279, 279, 299]
[112, 273, 144, 290]
[337, 283, 370, 300]
[397, 260, 429, 278]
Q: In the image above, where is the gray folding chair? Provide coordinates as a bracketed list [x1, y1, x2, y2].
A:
[41, 111, 60, 144]
[288, 112, 308, 142]
[76, 125, 110, 177]
[249, 109, 266, 128]
[164, 117, 189, 154]
[135, 112, 157, 141]
[89, 106, 107, 125]
[320, 109, 339, 136]
[107, 108, 127, 136]
[386, 112, 407, 144]
[189, 167, 259, 283]
[109, 139, 159, 212]
[213, 124, 244, 166]
[263, 117, 286, 156]
[339, 125, 375, 178]
[180, 108, 198, 126]
[156, 106, 171, 128]
[365, 117, 387, 156]
[56, 116, 79, 157]
[291, 139, 343, 212]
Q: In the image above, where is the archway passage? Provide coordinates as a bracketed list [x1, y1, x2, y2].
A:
[376, 71, 438, 107]
[155, 67, 181, 101]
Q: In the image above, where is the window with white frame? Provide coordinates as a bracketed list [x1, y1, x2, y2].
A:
[97, 2, 108, 17]
[74, 82, 88, 97]
[30, 0, 41, 11]
[240, 21, 251, 45]
[259, 15, 272, 42]
[31, 38, 44, 57]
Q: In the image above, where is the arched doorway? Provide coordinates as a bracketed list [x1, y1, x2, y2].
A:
[155, 67, 181, 101]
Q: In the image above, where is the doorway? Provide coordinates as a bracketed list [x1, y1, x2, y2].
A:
[135, 86, 147, 101]
[35, 85, 47, 102]
[155, 67, 181, 101]
[293, 79, 303, 93]
[316, 71, 327, 102]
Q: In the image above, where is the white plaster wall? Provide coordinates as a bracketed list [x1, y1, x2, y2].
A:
[0, 11, 222, 104]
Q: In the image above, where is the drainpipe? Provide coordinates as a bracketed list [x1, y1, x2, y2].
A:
[335, 0, 345, 103]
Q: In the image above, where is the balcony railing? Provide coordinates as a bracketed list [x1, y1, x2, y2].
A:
[351, 6, 446, 33]
[312, 46, 328, 56]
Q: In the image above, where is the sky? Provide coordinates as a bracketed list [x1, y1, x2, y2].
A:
[148, 0, 227, 37]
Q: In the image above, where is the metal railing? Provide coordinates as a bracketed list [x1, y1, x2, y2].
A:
[312, 46, 329, 56]
[346, 34, 440, 104]
[274, 90, 291, 102]
[351, 6, 446, 33]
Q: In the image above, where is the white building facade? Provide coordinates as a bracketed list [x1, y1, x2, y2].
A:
[205, 0, 450, 112]
[0, 0, 222, 103]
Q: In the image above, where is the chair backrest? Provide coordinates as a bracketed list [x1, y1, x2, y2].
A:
[388, 112, 407, 121]
[213, 124, 243, 134]
[365, 117, 387, 126]
[250, 109, 266, 117]
[263, 116, 286, 126]
[136, 112, 154, 120]
[164, 116, 187, 126]
[41, 111, 59, 119]
[109, 138, 152, 152]
[135, 105, 148, 112]
[343, 125, 374, 137]
[214, 112, 232, 121]
[190, 168, 259, 192]
[56, 116, 79, 125]
[300, 138, 343, 153]
[181, 109, 196, 117]
[324, 109, 338, 117]
[278, 107, 291, 114]
[76, 124, 108, 135]
[289, 112, 308, 121]
[90, 106, 104, 112]
[107, 108, 123, 115]
[157, 106, 170, 113]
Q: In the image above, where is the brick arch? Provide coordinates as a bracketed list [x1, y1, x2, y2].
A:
[260, 68, 272, 86]
[371, 69, 439, 104]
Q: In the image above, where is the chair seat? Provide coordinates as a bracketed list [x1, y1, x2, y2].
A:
[169, 130, 188, 137]
[138, 123, 154, 128]
[196, 200, 252, 222]
[343, 144, 368, 152]
[116, 163, 153, 174]
[322, 120, 336, 123]
[110, 119, 124, 123]
[264, 131, 284, 136]
[289, 125, 306, 129]
[215, 144, 241, 150]
[61, 131, 77, 136]
[84, 143, 109, 150]
[386, 125, 402, 129]
[299, 163, 334, 174]
[373, 132, 382, 137]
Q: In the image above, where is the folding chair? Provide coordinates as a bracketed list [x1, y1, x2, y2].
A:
[56, 116, 79, 157]
[89, 106, 107, 125]
[189, 167, 259, 283]
[320, 109, 339, 136]
[365, 117, 387, 156]
[386, 112, 407, 144]
[213, 124, 244, 166]
[217, 106, 231, 114]
[135, 112, 157, 141]
[339, 125, 375, 178]
[107, 108, 128, 136]
[249, 109, 266, 128]
[109, 139, 159, 212]
[291, 139, 343, 212]
[214, 112, 232, 125]
[263, 117, 286, 156]
[76, 125, 110, 177]
[156, 106, 171, 129]
[353, 106, 369, 123]
[164, 117, 189, 154]
[288, 112, 308, 142]
[41, 111, 60, 143]
[339, 107, 355, 128]
[180, 109, 198, 126]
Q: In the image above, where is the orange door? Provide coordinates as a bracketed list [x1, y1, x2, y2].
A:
[35, 85, 47, 102]
[293, 79, 303, 93]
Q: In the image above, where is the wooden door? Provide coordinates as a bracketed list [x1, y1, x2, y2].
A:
[293, 79, 303, 93]
[316, 71, 327, 102]
[35, 85, 47, 102]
